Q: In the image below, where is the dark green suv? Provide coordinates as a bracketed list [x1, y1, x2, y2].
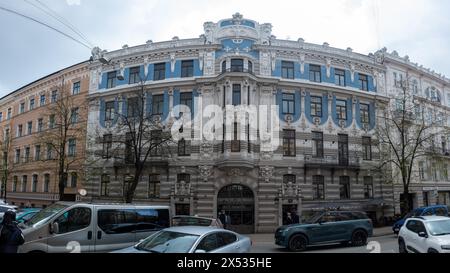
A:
[275, 211, 373, 252]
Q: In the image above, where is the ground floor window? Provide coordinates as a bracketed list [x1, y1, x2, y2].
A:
[175, 204, 190, 216]
[148, 174, 160, 198]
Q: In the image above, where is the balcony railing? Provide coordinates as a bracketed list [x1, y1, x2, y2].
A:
[220, 68, 254, 75]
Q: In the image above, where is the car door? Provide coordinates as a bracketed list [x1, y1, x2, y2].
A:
[47, 206, 94, 253]
[307, 212, 336, 244]
[414, 221, 429, 253]
[194, 233, 219, 253]
[94, 206, 137, 253]
[404, 220, 420, 253]
[213, 232, 244, 253]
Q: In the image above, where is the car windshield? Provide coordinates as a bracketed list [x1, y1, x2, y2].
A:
[426, 220, 450, 236]
[25, 204, 68, 227]
[135, 231, 199, 253]
[172, 217, 212, 227]
[304, 212, 324, 224]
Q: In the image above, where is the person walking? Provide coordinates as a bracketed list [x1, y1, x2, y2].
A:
[291, 210, 300, 224]
[219, 210, 227, 229]
[0, 210, 25, 253]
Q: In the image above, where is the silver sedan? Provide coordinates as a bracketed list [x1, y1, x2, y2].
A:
[113, 226, 252, 253]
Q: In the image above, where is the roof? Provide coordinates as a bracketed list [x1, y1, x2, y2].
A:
[410, 216, 450, 222]
[163, 226, 222, 236]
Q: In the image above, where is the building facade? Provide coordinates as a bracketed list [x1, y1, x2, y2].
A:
[0, 62, 89, 208]
[84, 14, 395, 233]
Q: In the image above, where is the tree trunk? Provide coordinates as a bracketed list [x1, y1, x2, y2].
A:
[59, 171, 67, 201]
[400, 189, 411, 217]
[125, 164, 144, 204]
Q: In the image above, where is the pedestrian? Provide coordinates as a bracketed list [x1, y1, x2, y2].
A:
[0, 210, 25, 253]
[285, 212, 293, 225]
[291, 210, 300, 224]
[218, 210, 227, 229]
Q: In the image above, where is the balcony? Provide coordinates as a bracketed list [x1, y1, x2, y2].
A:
[304, 154, 361, 170]
[220, 68, 255, 76]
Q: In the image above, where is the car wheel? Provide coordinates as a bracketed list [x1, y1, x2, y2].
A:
[428, 248, 439, 253]
[351, 230, 368, 247]
[288, 234, 308, 252]
[398, 239, 407, 254]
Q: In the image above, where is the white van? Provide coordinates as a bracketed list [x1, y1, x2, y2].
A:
[19, 202, 170, 253]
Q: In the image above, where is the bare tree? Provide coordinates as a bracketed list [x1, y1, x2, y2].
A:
[376, 78, 449, 215]
[35, 83, 87, 201]
[95, 79, 173, 203]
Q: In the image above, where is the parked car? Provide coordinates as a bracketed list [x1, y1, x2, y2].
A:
[393, 205, 449, 235]
[398, 216, 450, 253]
[172, 215, 223, 228]
[113, 226, 251, 253]
[18, 202, 171, 253]
[16, 208, 41, 224]
[275, 211, 373, 252]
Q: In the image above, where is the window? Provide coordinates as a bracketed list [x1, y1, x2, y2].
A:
[418, 162, 425, 180]
[107, 71, 117, 89]
[335, 69, 346, 86]
[222, 61, 227, 73]
[127, 97, 140, 118]
[231, 59, 244, 72]
[68, 139, 76, 157]
[181, 60, 194, 77]
[178, 173, 191, 184]
[248, 61, 253, 73]
[196, 234, 219, 252]
[4, 129, 9, 141]
[17, 124, 23, 137]
[283, 174, 296, 184]
[0, 112, 2, 122]
[364, 177, 374, 199]
[339, 176, 350, 200]
[51, 90, 58, 103]
[178, 138, 191, 156]
[283, 130, 296, 157]
[313, 176, 325, 200]
[102, 134, 112, 159]
[100, 174, 110, 196]
[35, 145, 41, 161]
[150, 130, 162, 156]
[231, 122, 240, 152]
[71, 108, 79, 124]
[281, 61, 294, 79]
[148, 174, 160, 198]
[359, 74, 369, 91]
[152, 95, 164, 116]
[360, 103, 370, 124]
[29, 98, 35, 110]
[27, 121, 32, 135]
[54, 208, 91, 234]
[232, 84, 241, 106]
[15, 149, 20, 163]
[13, 176, 18, 192]
[49, 115, 56, 129]
[20, 102, 25, 113]
[336, 99, 347, 120]
[47, 144, 53, 160]
[180, 92, 193, 113]
[154, 63, 166, 81]
[129, 66, 141, 84]
[309, 64, 321, 82]
[43, 175, 49, 191]
[125, 133, 134, 163]
[72, 81, 81, 95]
[312, 132, 324, 158]
[105, 101, 115, 121]
[310, 96, 322, 117]
[37, 118, 43, 132]
[338, 134, 349, 166]
[32, 175, 38, 193]
[22, 176, 28, 192]
[25, 147, 30, 163]
[7, 108, 11, 120]
[282, 93, 295, 115]
[362, 137, 372, 161]
[70, 173, 78, 188]
[40, 94, 46, 106]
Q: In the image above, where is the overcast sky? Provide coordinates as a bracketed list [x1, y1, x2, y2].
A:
[0, 0, 449, 97]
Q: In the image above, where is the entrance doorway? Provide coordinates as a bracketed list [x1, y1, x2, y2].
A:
[175, 204, 190, 216]
[217, 184, 255, 234]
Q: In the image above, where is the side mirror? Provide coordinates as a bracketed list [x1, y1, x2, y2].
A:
[418, 232, 428, 238]
[195, 249, 206, 254]
[49, 222, 59, 235]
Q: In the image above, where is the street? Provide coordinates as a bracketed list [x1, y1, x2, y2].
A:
[250, 234, 399, 253]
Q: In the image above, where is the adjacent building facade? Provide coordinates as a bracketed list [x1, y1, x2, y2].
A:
[0, 62, 89, 208]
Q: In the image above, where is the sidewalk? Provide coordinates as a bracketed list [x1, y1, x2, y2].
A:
[248, 227, 394, 243]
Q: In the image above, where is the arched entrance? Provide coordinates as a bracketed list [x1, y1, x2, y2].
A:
[217, 184, 255, 234]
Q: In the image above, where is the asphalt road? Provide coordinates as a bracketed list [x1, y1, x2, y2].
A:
[251, 234, 399, 253]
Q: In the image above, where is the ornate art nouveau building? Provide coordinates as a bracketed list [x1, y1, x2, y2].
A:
[84, 14, 399, 233]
